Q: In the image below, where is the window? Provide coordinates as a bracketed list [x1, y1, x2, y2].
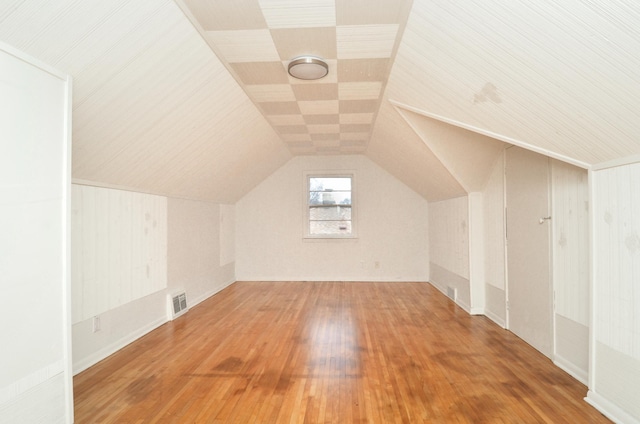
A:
[306, 174, 355, 238]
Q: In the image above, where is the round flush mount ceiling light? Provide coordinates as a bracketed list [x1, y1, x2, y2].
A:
[287, 56, 329, 80]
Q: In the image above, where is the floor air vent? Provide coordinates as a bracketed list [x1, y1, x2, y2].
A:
[168, 291, 188, 320]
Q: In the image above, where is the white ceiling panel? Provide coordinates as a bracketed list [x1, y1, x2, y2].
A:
[258, 0, 336, 28]
[4, 0, 640, 202]
[206, 29, 280, 62]
[385, 0, 640, 167]
[336, 24, 399, 59]
[0, 0, 290, 203]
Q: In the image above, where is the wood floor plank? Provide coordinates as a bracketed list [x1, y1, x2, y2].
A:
[74, 282, 610, 423]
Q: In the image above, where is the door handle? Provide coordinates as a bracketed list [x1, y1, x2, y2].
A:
[539, 216, 551, 224]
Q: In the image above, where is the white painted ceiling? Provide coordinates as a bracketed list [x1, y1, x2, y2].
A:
[1, 0, 639, 202]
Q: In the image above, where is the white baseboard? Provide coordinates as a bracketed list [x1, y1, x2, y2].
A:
[189, 278, 236, 308]
[470, 307, 484, 315]
[484, 309, 506, 328]
[554, 354, 588, 385]
[73, 317, 166, 375]
[456, 298, 471, 314]
[585, 390, 640, 424]
[73, 279, 237, 376]
[236, 277, 429, 282]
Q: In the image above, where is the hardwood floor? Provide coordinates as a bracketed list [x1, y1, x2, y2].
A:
[74, 282, 609, 423]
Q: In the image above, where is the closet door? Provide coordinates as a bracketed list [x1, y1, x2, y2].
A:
[506, 146, 553, 358]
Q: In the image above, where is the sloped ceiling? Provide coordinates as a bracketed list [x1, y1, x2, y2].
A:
[381, 0, 640, 169]
[0, 0, 291, 203]
[2, 1, 640, 203]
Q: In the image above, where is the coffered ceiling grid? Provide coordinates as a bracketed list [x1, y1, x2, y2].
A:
[180, 0, 413, 155]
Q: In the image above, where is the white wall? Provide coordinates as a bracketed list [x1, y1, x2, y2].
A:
[587, 161, 640, 423]
[167, 198, 235, 305]
[482, 153, 506, 326]
[0, 44, 72, 423]
[72, 187, 235, 373]
[235, 155, 429, 281]
[428, 196, 470, 309]
[551, 159, 590, 383]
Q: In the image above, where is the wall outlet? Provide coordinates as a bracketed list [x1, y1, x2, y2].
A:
[92, 316, 101, 333]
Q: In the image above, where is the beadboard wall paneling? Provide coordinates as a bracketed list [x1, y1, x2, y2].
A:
[220, 204, 236, 267]
[428, 196, 470, 279]
[167, 198, 235, 305]
[71, 184, 167, 323]
[72, 190, 235, 373]
[551, 160, 589, 326]
[593, 163, 640, 359]
[589, 161, 640, 423]
[483, 152, 506, 291]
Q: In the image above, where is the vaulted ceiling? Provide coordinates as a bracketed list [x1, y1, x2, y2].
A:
[2, 0, 639, 203]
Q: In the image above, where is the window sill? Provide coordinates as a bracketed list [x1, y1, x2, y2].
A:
[303, 235, 359, 243]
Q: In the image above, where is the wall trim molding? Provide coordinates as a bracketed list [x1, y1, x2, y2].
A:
[0, 361, 64, 405]
[554, 354, 588, 385]
[236, 278, 430, 283]
[585, 390, 640, 424]
[189, 278, 236, 308]
[73, 279, 237, 376]
[389, 99, 591, 170]
[592, 154, 640, 171]
[73, 317, 166, 375]
[483, 308, 506, 328]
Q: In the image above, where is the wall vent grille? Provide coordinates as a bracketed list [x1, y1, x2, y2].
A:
[168, 291, 188, 320]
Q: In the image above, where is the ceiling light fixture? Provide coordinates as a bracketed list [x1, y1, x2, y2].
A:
[287, 56, 329, 80]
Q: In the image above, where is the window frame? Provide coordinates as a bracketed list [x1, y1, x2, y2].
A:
[303, 171, 357, 240]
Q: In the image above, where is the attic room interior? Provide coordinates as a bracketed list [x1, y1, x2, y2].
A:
[1, 0, 640, 422]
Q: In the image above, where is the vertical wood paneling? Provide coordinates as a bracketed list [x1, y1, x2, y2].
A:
[551, 160, 589, 326]
[482, 153, 505, 290]
[594, 162, 640, 360]
[428, 196, 469, 279]
[71, 184, 167, 323]
[219, 204, 235, 266]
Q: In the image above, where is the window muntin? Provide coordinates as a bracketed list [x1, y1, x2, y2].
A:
[307, 175, 354, 238]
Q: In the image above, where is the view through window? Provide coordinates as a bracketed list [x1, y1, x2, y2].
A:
[308, 176, 353, 237]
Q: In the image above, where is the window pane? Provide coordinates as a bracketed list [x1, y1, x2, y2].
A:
[310, 205, 351, 221]
[310, 220, 352, 235]
[309, 191, 351, 206]
[310, 177, 351, 192]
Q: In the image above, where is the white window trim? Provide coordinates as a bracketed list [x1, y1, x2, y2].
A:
[303, 171, 357, 240]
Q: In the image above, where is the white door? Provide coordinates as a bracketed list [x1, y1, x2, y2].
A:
[505, 146, 553, 358]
